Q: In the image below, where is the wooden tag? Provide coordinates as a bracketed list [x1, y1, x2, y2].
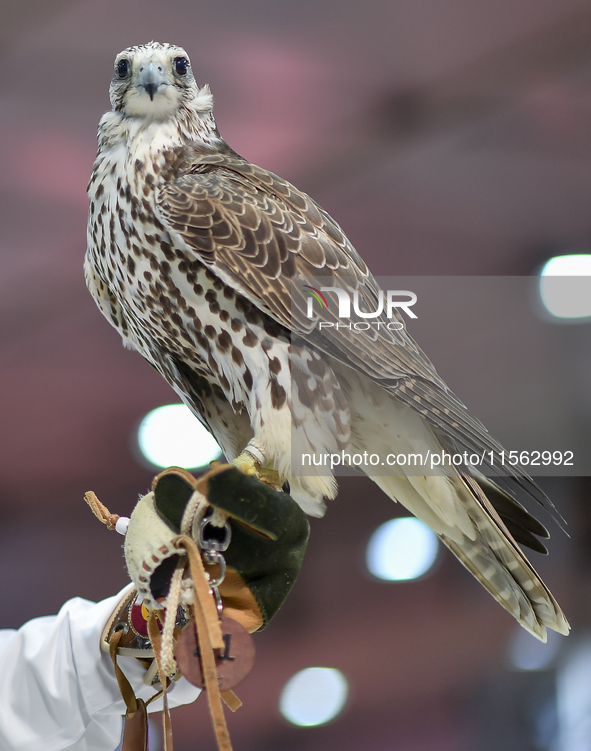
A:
[175, 615, 255, 691]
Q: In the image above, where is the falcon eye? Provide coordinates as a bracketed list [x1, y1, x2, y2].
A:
[117, 59, 129, 78]
[175, 57, 188, 76]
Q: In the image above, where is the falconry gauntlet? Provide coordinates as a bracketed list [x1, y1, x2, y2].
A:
[125, 463, 310, 631]
[89, 464, 309, 751]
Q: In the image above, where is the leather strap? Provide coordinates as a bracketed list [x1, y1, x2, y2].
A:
[109, 630, 140, 713]
[187, 601, 232, 751]
[220, 690, 242, 712]
[147, 612, 174, 751]
[175, 535, 233, 751]
[84, 490, 120, 530]
[109, 630, 148, 751]
[121, 701, 148, 751]
[174, 534, 224, 649]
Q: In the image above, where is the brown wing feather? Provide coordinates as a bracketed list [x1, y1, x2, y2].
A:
[156, 146, 554, 505]
[158, 149, 446, 384]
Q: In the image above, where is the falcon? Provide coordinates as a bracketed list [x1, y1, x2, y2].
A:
[86, 41, 569, 642]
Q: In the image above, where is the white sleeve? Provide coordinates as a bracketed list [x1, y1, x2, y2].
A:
[0, 585, 201, 751]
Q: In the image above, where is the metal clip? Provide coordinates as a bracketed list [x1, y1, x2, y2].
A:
[198, 517, 232, 616]
[198, 517, 232, 552]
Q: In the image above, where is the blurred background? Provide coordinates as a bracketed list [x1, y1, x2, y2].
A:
[2, 0, 591, 749]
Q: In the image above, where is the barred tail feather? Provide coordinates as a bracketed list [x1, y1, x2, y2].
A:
[370, 471, 569, 641]
[452, 474, 569, 640]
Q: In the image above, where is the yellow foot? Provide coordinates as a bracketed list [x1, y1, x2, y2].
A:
[232, 451, 283, 491]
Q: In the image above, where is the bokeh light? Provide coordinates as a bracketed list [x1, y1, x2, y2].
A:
[279, 667, 349, 727]
[539, 254, 591, 319]
[137, 404, 222, 469]
[508, 624, 563, 671]
[556, 640, 591, 749]
[366, 517, 439, 581]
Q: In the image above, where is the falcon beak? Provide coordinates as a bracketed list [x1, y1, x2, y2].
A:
[136, 62, 169, 101]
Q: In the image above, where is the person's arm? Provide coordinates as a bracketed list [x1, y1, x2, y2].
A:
[0, 586, 200, 751]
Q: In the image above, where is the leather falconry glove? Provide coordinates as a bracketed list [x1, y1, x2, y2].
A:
[86, 462, 310, 751]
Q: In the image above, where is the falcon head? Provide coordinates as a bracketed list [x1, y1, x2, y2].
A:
[109, 41, 213, 122]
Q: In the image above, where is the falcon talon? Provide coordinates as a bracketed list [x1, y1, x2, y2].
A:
[232, 452, 282, 490]
[231, 452, 259, 477]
